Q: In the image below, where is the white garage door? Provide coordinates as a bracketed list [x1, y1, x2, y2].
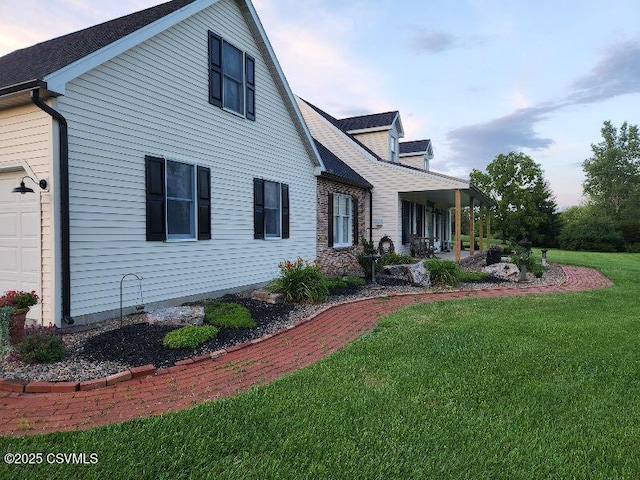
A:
[0, 171, 42, 323]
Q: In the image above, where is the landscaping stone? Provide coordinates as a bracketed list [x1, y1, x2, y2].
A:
[482, 262, 520, 280]
[381, 263, 431, 287]
[251, 289, 285, 305]
[146, 306, 204, 326]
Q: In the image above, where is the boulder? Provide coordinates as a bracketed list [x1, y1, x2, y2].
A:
[381, 263, 431, 287]
[482, 262, 520, 281]
[251, 289, 285, 304]
[146, 306, 204, 326]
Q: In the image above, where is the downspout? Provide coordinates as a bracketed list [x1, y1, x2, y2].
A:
[31, 89, 74, 325]
[369, 188, 373, 242]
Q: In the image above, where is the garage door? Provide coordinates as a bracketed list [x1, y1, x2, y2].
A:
[0, 171, 42, 323]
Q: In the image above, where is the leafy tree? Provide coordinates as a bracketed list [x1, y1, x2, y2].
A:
[558, 205, 624, 252]
[470, 152, 559, 245]
[583, 121, 640, 221]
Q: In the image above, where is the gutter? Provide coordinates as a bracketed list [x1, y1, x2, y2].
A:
[31, 89, 74, 325]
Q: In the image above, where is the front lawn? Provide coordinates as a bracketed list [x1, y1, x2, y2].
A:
[1, 251, 640, 479]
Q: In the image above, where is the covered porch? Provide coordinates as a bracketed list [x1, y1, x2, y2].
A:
[398, 185, 495, 262]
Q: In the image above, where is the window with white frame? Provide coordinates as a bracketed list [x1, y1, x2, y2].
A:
[389, 131, 398, 162]
[209, 31, 256, 120]
[264, 180, 281, 238]
[166, 160, 196, 240]
[333, 193, 353, 247]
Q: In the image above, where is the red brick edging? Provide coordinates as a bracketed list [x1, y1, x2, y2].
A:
[0, 265, 612, 436]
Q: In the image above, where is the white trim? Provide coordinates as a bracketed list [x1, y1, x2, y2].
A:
[345, 125, 391, 135]
[332, 192, 353, 247]
[44, 0, 219, 94]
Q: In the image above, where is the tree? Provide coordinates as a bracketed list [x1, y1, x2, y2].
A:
[470, 152, 559, 245]
[583, 121, 640, 221]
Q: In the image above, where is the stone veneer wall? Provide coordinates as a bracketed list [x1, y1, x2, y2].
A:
[316, 178, 368, 276]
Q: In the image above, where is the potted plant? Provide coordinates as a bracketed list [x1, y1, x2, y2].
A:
[0, 290, 39, 345]
[486, 244, 504, 266]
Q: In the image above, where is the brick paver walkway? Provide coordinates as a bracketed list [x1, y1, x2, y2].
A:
[0, 266, 612, 437]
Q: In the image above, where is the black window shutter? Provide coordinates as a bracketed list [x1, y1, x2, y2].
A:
[245, 54, 256, 120]
[352, 196, 359, 246]
[281, 183, 290, 239]
[253, 178, 265, 239]
[416, 204, 423, 237]
[401, 200, 410, 245]
[208, 31, 223, 107]
[197, 166, 211, 240]
[145, 156, 166, 241]
[327, 192, 334, 247]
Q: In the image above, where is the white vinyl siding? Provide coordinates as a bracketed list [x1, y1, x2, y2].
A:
[55, 0, 317, 323]
[0, 104, 53, 325]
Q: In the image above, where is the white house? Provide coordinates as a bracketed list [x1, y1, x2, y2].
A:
[296, 97, 494, 259]
[0, 0, 323, 327]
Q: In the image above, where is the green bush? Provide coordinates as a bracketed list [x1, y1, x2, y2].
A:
[356, 238, 382, 279]
[15, 331, 66, 364]
[379, 252, 416, 266]
[268, 258, 328, 304]
[458, 271, 489, 283]
[205, 302, 255, 328]
[558, 216, 624, 252]
[0, 306, 14, 356]
[425, 259, 461, 287]
[323, 276, 366, 290]
[617, 221, 640, 252]
[163, 325, 218, 350]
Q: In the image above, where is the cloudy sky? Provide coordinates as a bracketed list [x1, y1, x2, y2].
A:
[1, 0, 639, 208]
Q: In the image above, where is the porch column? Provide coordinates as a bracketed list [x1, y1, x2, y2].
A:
[469, 197, 475, 256]
[478, 205, 484, 253]
[455, 189, 461, 262]
[486, 209, 491, 247]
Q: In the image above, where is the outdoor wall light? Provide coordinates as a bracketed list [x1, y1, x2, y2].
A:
[374, 218, 384, 228]
[12, 176, 48, 194]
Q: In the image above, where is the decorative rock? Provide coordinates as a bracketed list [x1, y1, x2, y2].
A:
[251, 289, 285, 305]
[482, 262, 520, 281]
[381, 263, 431, 287]
[145, 306, 204, 326]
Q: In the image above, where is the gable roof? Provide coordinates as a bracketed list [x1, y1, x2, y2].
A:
[399, 140, 432, 155]
[314, 140, 372, 189]
[338, 111, 398, 132]
[0, 0, 197, 92]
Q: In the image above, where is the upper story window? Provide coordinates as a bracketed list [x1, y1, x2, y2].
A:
[389, 131, 398, 162]
[145, 156, 211, 242]
[208, 31, 256, 120]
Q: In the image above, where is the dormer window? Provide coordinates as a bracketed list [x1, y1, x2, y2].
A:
[389, 131, 398, 162]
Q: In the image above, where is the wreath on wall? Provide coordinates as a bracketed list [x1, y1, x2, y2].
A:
[377, 235, 395, 255]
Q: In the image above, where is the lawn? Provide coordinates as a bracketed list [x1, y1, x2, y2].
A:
[1, 251, 640, 479]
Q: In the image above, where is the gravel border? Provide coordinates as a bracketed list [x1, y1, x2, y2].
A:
[0, 262, 566, 383]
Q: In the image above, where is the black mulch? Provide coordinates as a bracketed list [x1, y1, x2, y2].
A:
[77, 295, 297, 369]
[74, 273, 506, 369]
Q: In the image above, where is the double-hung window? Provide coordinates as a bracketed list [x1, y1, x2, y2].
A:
[328, 192, 358, 248]
[209, 31, 256, 120]
[145, 156, 211, 241]
[333, 193, 352, 247]
[254, 178, 289, 240]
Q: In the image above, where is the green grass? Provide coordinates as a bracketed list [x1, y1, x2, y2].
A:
[204, 302, 255, 328]
[2, 251, 640, 479]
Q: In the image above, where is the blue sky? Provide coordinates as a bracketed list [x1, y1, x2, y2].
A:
[1, 0, 639, 208]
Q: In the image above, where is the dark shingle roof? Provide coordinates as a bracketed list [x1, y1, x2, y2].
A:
[299, 98, 385, 162]
[337, 111, 398, 132]
[0, 0, 196, 91]
[399, 139, 432, 155]
[314, 140, 371, 189]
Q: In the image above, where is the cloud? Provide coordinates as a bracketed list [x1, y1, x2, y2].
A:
[567, 38, 640, 105]
[408, 28, 485, 54]
[445, 37, 640, 170]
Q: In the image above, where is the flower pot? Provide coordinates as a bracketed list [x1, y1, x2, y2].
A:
[9, 308, 28, 345]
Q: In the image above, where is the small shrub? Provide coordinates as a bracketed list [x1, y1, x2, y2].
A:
[0, 306, 15, 356]
[425, 259, 460, 287]
[323, 276, 366, 291]
[15, 331, 66, 364]
[532, 264, 545, 278]
[356, 238, 382, 278]
[163, 325, 218, 349]
[459, 271, 489, 283]
[268, 258, 328, 304]
[379, 252, 416, 266]
[205, 302, 255, 328]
